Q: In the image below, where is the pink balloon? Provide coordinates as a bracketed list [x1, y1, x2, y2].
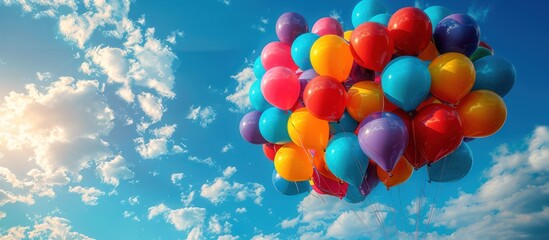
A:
[261, 42, 298, 71]
[261, 67, 300, 110]
[312, 17, 344, 37]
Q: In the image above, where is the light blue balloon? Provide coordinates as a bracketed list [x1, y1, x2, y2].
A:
[325, 133, 369, 187]
[272, 170, 310, 195]
[253, 56, 266, 80]
[424, 6, 452, 33]
[291, 33, 319, 71]
[344, 185, 367, 203]
[369, 13, 391, 26]
[258, 107, 291, 144]
[382, 57, 431, 112]
[472, 55, 516, 97]
[249, 80, 272, 111]
[428, 142, 473, 182]
[329, 111, 358, 135]
[352, 0, 388, 28]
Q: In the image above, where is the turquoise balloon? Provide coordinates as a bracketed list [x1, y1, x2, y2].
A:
[249, 80, 272, 111]
[325, 133, 369, 187]
[352, 0, 388, 28]
[291, 33, 319, 71]
[369, 13, 391, 26]
[258, 107, 291, 144]
[272, 170, 310, 195]
[344, 185, 366, 203]
[253, 56, 266, 80]
[428, 142, 473, 182]
[329, 111, 358, 135]
[382, 57, 431, 112]
[472, 55, 516, 97]
[424, 6, 452, 33]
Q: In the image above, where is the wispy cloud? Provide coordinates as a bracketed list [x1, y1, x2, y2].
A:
[186, 106, 217, 127]
[226, 67, 255, 112]
[69, 186, 105, 206]
[468, 2, 491, 23]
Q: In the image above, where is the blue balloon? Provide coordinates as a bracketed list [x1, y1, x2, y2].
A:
[272, 170, 310, 195]
[472, 55, 516, 97]
[382, 57, 431, 112]
[291, 33, 320, 70]
[344, 185, 366, 203]
[423, 6, 452, 33]
[352, 0, 388, 28]
[428, 142, 473, 182]
[433, 14, 480, 56]
[329, 111, 358, 135]
[259, 107, 291, 144]
[325, 133, 369, 187]
[249, 80, 273, 111]
[253, 56, 266, 80]
[369, 13, 391, 26]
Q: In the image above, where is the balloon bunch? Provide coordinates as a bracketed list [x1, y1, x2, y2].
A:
[239, 0, 515, 203]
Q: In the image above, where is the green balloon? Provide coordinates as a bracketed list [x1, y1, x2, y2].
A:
[470, 46, 493, 62]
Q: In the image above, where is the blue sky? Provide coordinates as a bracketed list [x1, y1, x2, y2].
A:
[0, 0, 547, 239]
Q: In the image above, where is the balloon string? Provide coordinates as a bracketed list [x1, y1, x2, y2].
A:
[364, 197, 388, 240]
[398, 185, 409, 240]
[415, 168, 428, 240]
[424, 156, 449, 234]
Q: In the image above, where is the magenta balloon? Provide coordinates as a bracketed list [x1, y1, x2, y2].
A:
[311, 17, 344, 37]
[239, 111, 268, 144]
[359, 164, 380, 195]
[261, 42, 299, 71]
[357, 112, 408, 172]
[261, 67, 300, 110]
[276, 12, 309, 44]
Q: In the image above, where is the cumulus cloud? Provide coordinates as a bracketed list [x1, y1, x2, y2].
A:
[250, 233, 280, 240]
[69, 186, 105, 206]
[186, 105, 217, 127]
[280, 217, 299, 229]
[96, 155, 134, 186]
[218, 235, 239, 240]
[135, 124, 178, 159]
[207, 214, 232, 235]
[187, 227, 203, 240]
[222, 166, 237, 178]
[0, 226, 29, 240]
[235, 208, 247, 214]
[25, 216, 93, 240]
[171, 173, 185, 185]
[181, 191, 196, 207]
[226, 67, 255, 112]
[200, 170, 265, 205]
[148, 203, 206, 232]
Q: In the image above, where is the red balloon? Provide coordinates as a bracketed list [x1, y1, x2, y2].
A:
[311, 17, 344, 37]
[388, 7, 432, 56]
[350, 22, 394, 72]
[479, 41, 494, 53]
[312, 169, 348, 199]
[303, 76, 348, 121]
[392, 109, 428, 169]
[261, 42, 298, 71]
[263, 143, 282, 161]
[413, 104, 464, 163]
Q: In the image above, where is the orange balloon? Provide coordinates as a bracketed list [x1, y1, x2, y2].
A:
[457, 90, 507, 138]
[429, 53, 476, 105]
[346, 81, 384, 122]
[274, 143, 314, 181]
[312, 150, 341, 182]
[288, 108, 330, 150]
[418, 41, 439, 61]
[377, 157, 413, 188]
[344, 30, 353, 42]
[416, 96, 442, 111]
[310, 35, 354, 82]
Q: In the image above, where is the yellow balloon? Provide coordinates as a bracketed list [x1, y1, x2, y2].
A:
[274, 143, 314, 181]
[429, 52, 476, 105]
[288, 108, 329, 150]
[310, 35, 354, 82]
[344, 30, 353, 42]
[346, 81, 384, 122]
[457, 90, 507, 138]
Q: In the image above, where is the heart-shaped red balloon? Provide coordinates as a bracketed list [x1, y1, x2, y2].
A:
[412, 104, 464, 163]
[391, 109, 428, 169]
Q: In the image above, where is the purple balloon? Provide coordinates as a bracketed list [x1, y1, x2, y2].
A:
[298, 69, 319, 100]
[359, 164, 380, 196]
[345, 62, 375, 88]
[276, 12, 309, 44]
[357, 112, 408, 172]
[433, 14, 480, 56]
[240, 111, 268, 144]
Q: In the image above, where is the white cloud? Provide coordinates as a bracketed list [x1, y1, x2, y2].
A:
[407, 197, 428, 216]
[0, 189, 34, 207]
[96, 155, 134, 186]
[260, 17, 269, 24]
[166, 30, 184, 44]
[200, 171, 265, 205]
[218, 235, 239, 240]
[235, 208, 247, 214]
[27, 216, 93, 240]
[122, 210, 140, 222]
[128, 196, 139, 205]
[148, 203, 206, 232]
[138, 92, 164, 122]
[223, 166, 237, 178]
[0, 226, 29, 240]
[0, 211, 5, 219]
[280, 217, 299, 229]
[186, 105, 217, 127]
[181, 191, 195, 207]
[187, 226, 203, 240]
[148, 203, 169, 220]
[226, 67, 255, 112]
[325, 206, 390, 240]
[135, 124, 178, 159]
[427, 126, 549, 239]
[250, 233, 280, 240]
[36, 71, 52, 81]
[221, 143, 233, 153]
[86, 46, 129, 84]
[188, 156, 215, 166]
[468, 3, 491, 23]
[171, 173, 184, 185]
[69, 186, 105, 206]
